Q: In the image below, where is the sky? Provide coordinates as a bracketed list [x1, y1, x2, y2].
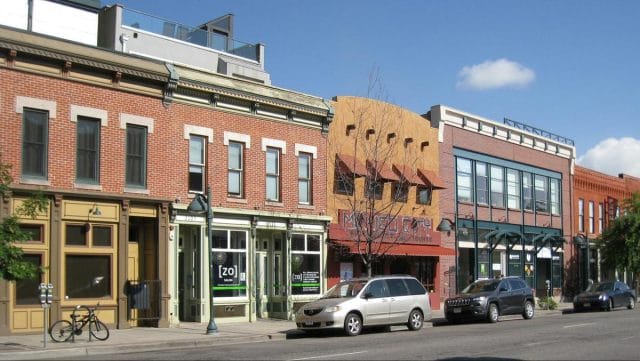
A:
[111, 0, 640, 178]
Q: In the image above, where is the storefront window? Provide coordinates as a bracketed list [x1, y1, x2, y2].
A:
[552, 254, 563, 288]
[291, 234, 321, 295]
[65, 255, 111, 299]
[508, 251, 522, 277]
[15, 254, 42, 305]
[212, 230, 247, 298]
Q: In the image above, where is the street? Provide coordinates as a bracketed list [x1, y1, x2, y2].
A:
[61, 308, 638, 360]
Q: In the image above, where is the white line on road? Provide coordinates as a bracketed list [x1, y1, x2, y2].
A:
[289, 351, 368, 360]
[563, 322, 597, 329]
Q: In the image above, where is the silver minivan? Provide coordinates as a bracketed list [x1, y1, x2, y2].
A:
[295, 275, 431, 336]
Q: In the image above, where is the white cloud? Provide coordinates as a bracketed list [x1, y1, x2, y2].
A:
[457, 58, 535, 90]
[577, 137, 640, 178]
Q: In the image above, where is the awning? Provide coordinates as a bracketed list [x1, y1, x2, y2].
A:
[367, 160, 400, 181]
[418, 169, 446, 189]
[336, 153, 368, 177]
[393, 164, 424, 185]
[331, 240, 456, 257]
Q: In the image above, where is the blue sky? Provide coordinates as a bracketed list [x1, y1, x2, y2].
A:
[111, 0, 640, 177]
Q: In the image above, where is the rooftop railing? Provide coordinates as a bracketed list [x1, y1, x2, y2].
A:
[122, 8, 259, 62]
[503, 118, 574, 146]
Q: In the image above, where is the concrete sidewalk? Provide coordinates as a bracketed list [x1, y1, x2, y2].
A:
[0, 305, 571, 360]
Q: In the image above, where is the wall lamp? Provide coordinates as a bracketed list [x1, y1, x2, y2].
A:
[436, 217, 456, 236]
[90, 204, 102, 216]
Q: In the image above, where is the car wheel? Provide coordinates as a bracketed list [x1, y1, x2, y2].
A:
[407, 309, 424, 331]
[344, 313, 362, 336]
[628, 297, 636, 310]
[522, 300, 535, 320]
[487, 303, 499, 323]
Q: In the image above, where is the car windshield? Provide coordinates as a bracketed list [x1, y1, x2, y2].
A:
[587, 282, 613, 292]
[322, 280, 367, 299]
[461, 279, 500, 294]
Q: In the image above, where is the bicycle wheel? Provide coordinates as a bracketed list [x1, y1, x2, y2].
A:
[49, 320, 74, 342]
[89, 319, 110, 341]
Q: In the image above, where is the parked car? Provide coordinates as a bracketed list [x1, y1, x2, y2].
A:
[295, 275, 431, 336]
[573, 280, 636, 312]
[444, 277, 535, 324]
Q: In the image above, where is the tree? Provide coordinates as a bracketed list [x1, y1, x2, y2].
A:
[0, 155, 48, 281]
[330, 69, 425, 277]
[596, 192, 640, 296]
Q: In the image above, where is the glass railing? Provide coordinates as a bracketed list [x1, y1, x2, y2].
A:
[122, 8, 258, 61]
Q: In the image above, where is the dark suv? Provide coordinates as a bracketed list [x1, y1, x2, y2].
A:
[444, 277, 535, 323]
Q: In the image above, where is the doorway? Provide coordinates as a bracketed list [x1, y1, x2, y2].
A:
[254, 230, 285, 319]
[178, 225, 200, 322]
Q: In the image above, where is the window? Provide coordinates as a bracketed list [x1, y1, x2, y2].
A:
[364, 280, 390, 298]
[298, 153, 312, 204]
[490, 165, 504, 208]
[365, 178, 383, 200]
[416, 185, 432, 205]
[598, 203, 604, 233]
[22, 108, 48, 179]
[550, 178, 560, 215]
[578, 199, 584, 232]
[589, 201, 595, 233]
[456, 158, 473, 203]
[266, 147, 280, 201]
[211, 230, 248, 298]
[15, 254, 42, 305]
[386, 279, 409, 296]
[19, 224, 43, 243]
[522, 173, 533, 211]
[66, 224, 112, 247]
[476, 162, 488, 204]
[76, 116, 100, 183]
[227, 141, 244, 197]
[335, 172, 354, 195]
[291, 234, 321, 295]
[534, 175, 548, 213]
[125, 125, 147, 188]
[65, 255, 111, 298]
[506, 169, 520, 209]
[393, 182, 408, 203]
[189, 135, 206, 193]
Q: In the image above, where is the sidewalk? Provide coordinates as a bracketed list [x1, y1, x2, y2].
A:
[0, 305, 571, 360]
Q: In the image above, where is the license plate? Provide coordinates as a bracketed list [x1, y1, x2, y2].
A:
[453, 308, 462, 314]
[583, 303, 590, 307]
[304, 320, 314, 326]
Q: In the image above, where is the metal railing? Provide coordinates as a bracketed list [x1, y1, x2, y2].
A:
[503, 118, 574, 146]
[126, 279, 161, 321]
[122, 8, 259, 61]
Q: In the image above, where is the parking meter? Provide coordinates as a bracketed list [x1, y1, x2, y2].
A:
[39, 283, 47, 305]
[46, 283, 53, 304]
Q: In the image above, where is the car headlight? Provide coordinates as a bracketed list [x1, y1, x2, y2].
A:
[599, 293, 606, 300]
[325, 306, 341, 313]
[472, 296, 487, 303]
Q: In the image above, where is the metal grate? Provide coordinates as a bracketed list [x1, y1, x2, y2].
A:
[126, 280, 162, 321]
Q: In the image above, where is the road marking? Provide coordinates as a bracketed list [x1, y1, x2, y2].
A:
[563, 322, 597, 329]
[289, 351, 368, 360]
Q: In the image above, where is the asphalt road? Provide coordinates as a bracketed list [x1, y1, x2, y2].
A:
[64, 308, 639, 360]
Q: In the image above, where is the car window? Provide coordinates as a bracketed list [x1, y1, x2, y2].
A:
[404, 278, 427, 295]
[498, 281, 510, 292]
[462, 279, 501, 293]
[364, 280, 390, 298]
[387, 279, 410, 297]
[595, 282, 613, 292]
[323, 280, 367, 299]
[508, 279, 522, 290]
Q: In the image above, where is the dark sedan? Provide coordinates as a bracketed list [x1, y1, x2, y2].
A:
[573, 281, 636, 312]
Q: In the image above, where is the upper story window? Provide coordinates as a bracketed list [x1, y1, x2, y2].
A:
[588, 201, 595, 233]
[476, 162, 488, 205]
[578, 198, 584, 232]
[506, 169, 520, 209]
[365, 178, 383, 200]
[522, 173, 533, 211]
[456, 158, 473, 203]
[550, 178, 560, 215]
[76, 116, 100, 184]
[392, 181, 408, 203]
[22, 108, 49, 179]
[490, 165, 504, 208]
[416, 185, 432, 205]
[228, 141, 244, 198]
[125, 125, 147, 188]
[598, 203, 603, 233]
[534, 175, 548, 213]
[266, 147, 281, 201]
[189, 135, 206, 193]
[298, 152, 312, 204]
[335, 172, 354, 195]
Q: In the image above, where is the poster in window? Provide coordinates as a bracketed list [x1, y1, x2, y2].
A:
[291, 253, 320, 295]
[340, 262, 353, 281]
[213, 251, 247, 297]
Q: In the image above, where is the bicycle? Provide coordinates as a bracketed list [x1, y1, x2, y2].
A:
[49, 304, 110, 342]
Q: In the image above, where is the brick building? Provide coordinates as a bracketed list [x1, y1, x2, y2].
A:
[326, 96, 454, 309]
[0, 1, 332, 335]
[429, 105, 575, 299]
[572, 166, 640, 291]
